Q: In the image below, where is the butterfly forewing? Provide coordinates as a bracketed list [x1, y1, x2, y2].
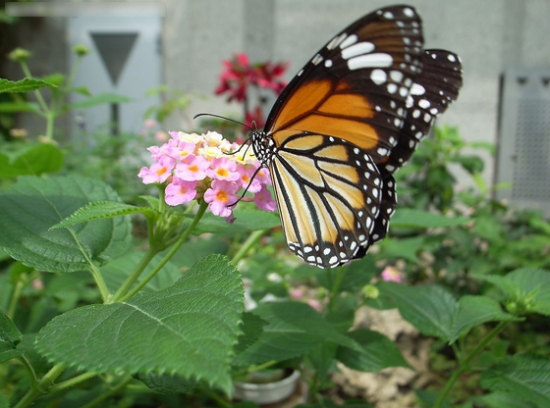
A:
[380, 49, 463, 175]
[251, 5, 463, 268]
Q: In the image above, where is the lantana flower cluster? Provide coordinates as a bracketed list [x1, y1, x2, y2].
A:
[138, 131, 277, 220]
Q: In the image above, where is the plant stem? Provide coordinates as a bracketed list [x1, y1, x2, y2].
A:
[49, 371, 98, 394]
[433, 321, 508, 408]
[80, 375, 133, 408]
[231, 229, 267, 265]
[327, 267, 344, 312]
[88, 264, 110, 303]
[13, 364, 65, 408]
[110, 246, 159, 303]
[117, 201, 208, 302]
[20, 61, 50, 116]
[7, 279, 25, 320]
[18, 355, 39, 387]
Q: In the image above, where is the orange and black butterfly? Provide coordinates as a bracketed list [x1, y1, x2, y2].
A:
[250, 4, 463, 268]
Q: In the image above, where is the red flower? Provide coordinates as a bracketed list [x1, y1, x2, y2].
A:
[215, 53, 289, 103]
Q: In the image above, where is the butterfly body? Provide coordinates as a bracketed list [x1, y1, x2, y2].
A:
[250, 5, 462, 268]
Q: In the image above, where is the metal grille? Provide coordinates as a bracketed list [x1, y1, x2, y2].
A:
[496, 67, 550, 216]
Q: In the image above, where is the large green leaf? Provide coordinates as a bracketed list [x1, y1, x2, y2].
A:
[0, 143, 64, 178]
[51, 201, 158, 229]
[337, 329, 410, 372]
[378, 282, 457, 340]
[0, 77, 56, 93]
[481, 355, 550, 407]
[0, 176, 131, 273]
[0, 312, 23, 364]
[450, 296, 517, 342]
[36, 255, 243, 394]
[233, 301, 360, 366]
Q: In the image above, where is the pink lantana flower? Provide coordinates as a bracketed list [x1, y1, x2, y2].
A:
[174, 155, 210, 181]
[138, 156, 175, 184]
[138, 130, 276, 221]
[381, 266, 404, 283]
[255, 186, 277, 212]
[204, 180, 239, 218]
[165, 177, 197, 206]
[207, 157, 240, 182]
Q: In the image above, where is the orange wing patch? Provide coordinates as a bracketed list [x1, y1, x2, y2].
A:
[293, 115, 379, 150]
[273, 79, 332, 130]
[318, 93, 375, 118]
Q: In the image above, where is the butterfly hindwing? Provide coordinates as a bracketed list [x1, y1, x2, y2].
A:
[269, 134, 382, 268]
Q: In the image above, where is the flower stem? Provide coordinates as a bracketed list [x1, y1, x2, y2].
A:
[110, 246, 159, 303]
[48, 371, 98, 394]
[117, 201, 208, 302]
[13, 364, 66, 408]
[433, 321, 508, 408]
[231, 229, 267, 265]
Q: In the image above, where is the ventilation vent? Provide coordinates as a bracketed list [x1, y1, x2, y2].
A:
[496, 67, 550, 216]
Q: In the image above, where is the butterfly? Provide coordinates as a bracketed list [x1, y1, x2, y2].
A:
[250, 4, 463, 268]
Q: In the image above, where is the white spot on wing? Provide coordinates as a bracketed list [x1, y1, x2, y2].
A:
[339, 34, 358, 49]
[410, 83, 426, 95]
[348, 53, 393, 70]
[371, 69, 387, 85]
[341, 42, 375, 59]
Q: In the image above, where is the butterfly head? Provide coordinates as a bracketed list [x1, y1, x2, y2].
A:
[250, 130, 276, 167]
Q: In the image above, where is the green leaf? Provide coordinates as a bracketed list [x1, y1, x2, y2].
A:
[317, 255, 377, 293]
[480, 269, 550, 316]
[378, 236, 425, 263]
[233, 312, 268, 355]
[481, 355, 550, 407]
[337, 329, 410, 372]
[100, 251, 181, 293]
[0, 391, 8, 408]
[0, 143, 64, 178]
[69, 93, 132, 108]
[0, 176, 131, 273]
[233, 301, 361, 366]
[377, 282, 457, 341]
[0, 77, 57, 93]
[390, 209, 470, 228]
[477, 391, 538, 408]
[307, 341, 338, 381]
[35, 255, 243, 394]
[51, 201, 158, 229]
[506, 269, 550, 316]
[137, 372, 198, 394]
[0, 312, 23, 364]
[450, 296, 517, 342]
[193, 206, 280, 234]
[0, 102, 41, 113]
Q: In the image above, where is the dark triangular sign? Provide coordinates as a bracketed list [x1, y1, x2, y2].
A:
[91, 32, 139, 85]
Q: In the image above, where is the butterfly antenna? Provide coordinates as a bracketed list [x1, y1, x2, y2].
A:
[193, 113, 254, 132]
[227, 165, 265, 207]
